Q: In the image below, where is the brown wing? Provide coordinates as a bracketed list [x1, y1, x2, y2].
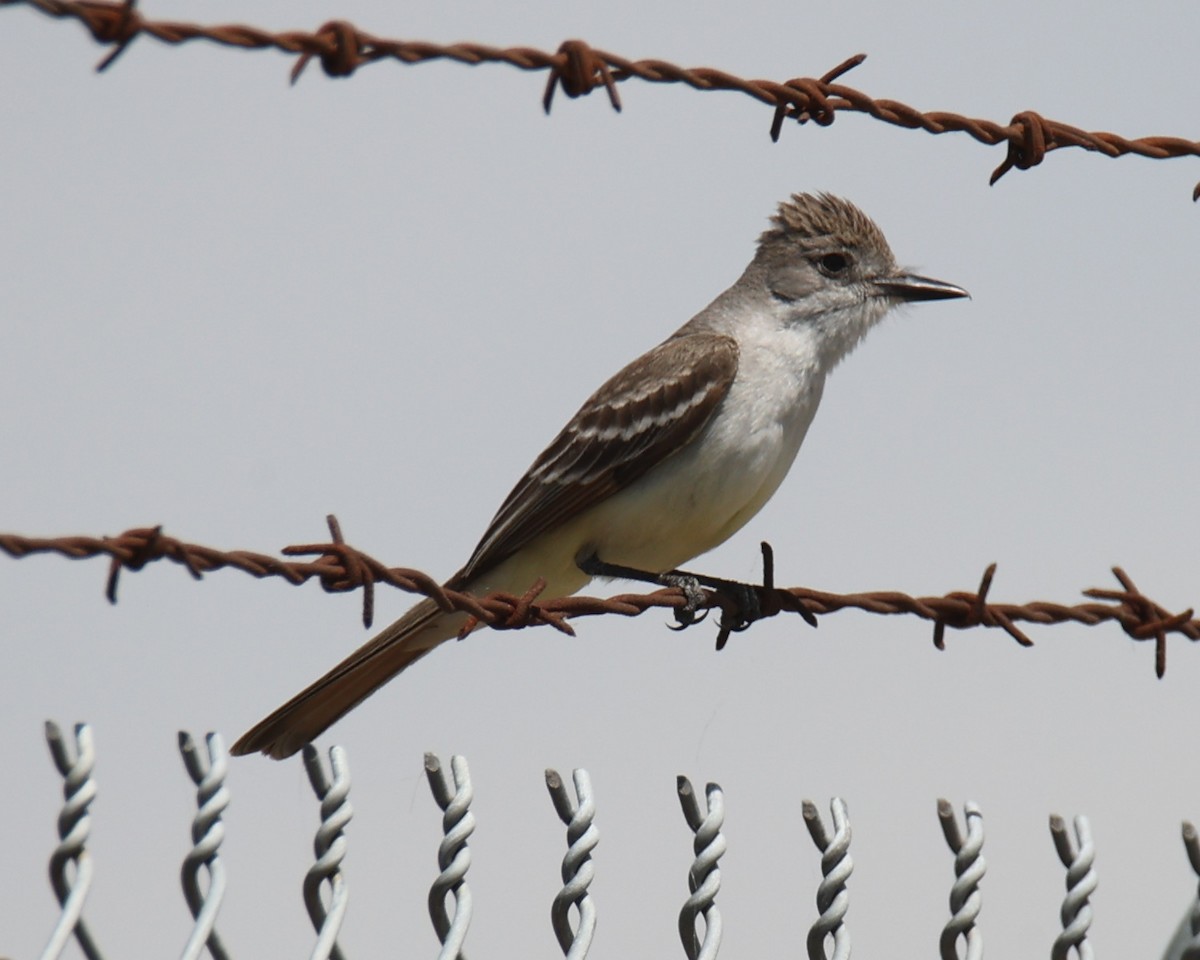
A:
[454, 331, 739, 583]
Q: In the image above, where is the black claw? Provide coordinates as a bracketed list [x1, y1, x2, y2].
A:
[669, 607, 709, 631]
[712, 580, 762, 649]
[712, 581, 761, 639]
[662, 572, 711, 630]
[719, 613, 754, 634]
[578, 550, 788, 641]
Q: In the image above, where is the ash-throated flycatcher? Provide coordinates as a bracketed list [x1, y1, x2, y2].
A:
[233, 193, 967, 759]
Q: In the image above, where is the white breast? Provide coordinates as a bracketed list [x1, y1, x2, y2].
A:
[573, 320, 825, 571]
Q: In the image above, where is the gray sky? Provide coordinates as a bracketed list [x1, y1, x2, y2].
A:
[4, 0, 1200, 956]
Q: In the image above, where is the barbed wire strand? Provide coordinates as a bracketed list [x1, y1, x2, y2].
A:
[178, 732, 232, 960]
[302, 744, 353, 960]
[426, 753, 474, 960]
[41, 721, 104, 960]
[1050, 814, 1097, 960]
[677, 777, 725, 960]
[938, 799, 985, 960]
[4, 0, 1200, 198]
[545, 768, 599, 960]
[3, 518, 1196, 677]
[803, 797, 852, 960]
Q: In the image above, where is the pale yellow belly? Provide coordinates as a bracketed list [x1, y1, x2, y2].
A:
[468, 395, 814, 600]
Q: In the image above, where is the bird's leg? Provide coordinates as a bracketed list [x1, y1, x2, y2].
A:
[577, 553, 709, 626]
[576, 553, 759, 632]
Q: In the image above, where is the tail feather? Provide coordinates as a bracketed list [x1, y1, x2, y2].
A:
[231, 598, 465, 759]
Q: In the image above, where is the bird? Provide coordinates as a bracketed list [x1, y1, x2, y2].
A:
[232, 192, 968, 759]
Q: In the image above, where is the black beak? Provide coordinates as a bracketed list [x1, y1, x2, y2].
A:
[874, 273, 970, 302]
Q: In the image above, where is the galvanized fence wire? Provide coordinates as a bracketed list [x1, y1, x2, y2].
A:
[22, 721, 1200, 959]
[937, 799, 985, 960]
[4, 0, 1200, 199]
[425, 753, 475, 960]
[302, 745, 353, 960]
[1183, 822, 1200, 960]
[545, 768, 598, 959]
[178, 732, 232, 960]
[1051, 814, 1098, 960]
[676, 778, 725, 960]
[3, 518, 1199, 678]
[41, 721, 102, 960]
[804, 798, 853, 960]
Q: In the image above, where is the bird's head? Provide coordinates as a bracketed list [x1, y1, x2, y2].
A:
[754, 192, 968, 364]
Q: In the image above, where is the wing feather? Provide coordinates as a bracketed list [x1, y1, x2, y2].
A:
[454, 332, 739, 583]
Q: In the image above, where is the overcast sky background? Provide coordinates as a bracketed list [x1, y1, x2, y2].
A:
[3, 0, 1200, 957]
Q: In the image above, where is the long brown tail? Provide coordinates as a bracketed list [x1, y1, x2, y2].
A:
[231, 598, 466, 759]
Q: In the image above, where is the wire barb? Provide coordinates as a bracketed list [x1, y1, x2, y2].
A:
[290, 21, 363, 84]
[769, 53, 868, 139]
[1083, 566, 1193, 678]
[931, 562, 1032, 649]
[5, 0, 1200, 197]
[302, 744, 352, 960]
[178, 731, 232, 960]
[937, 799, 985, 960]
[545, 768, 599, 959]
[543, 39, 621, 114]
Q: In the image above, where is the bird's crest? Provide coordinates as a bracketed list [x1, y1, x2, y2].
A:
[759, 192, 890, 256]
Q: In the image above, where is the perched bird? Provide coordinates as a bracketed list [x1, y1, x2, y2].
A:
[233, 192, 967, 759]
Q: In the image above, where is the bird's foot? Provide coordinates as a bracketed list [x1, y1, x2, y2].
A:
[577, 549, 784, 647]
[674, 573, 762, 649]
[660, 572, 711, 629]
[656, 568, 764, 647]
[713, 579, 762, 644]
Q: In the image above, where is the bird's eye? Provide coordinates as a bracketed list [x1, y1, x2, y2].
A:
[817, 252, 851, 275]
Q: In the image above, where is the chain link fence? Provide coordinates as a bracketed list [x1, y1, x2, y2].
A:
[18, 720, 1200, 960]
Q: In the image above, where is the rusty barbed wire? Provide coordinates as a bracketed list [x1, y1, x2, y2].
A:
[3, 515, 1197, 677]
[5, 0, 1200, 198]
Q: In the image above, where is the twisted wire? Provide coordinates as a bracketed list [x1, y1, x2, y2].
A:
[545, 768, 599, 959]
[178, 732, 232, 960]
[41, 721, 103, 960]
[803, 798, 852, 960]
[425, 753, 475, 960]
[302, 745, 353, 960]
[676, 777, 725, 960]
[1181, 821, 1200, 960]
[937, 799, 985, 960]
[4, 0, 1200, 197]
[1050, 814, 1097, 960]
[4, 522, 1197, 678]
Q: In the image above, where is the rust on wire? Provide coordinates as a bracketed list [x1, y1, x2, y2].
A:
[543, 39, 621, 114]
[290, 20, 362, 82]
[1084, 567, 1194, 679]
[2, 518, 1197, 676]
[5, 0, 1200, 198]
[929, 563, 1034, 651]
